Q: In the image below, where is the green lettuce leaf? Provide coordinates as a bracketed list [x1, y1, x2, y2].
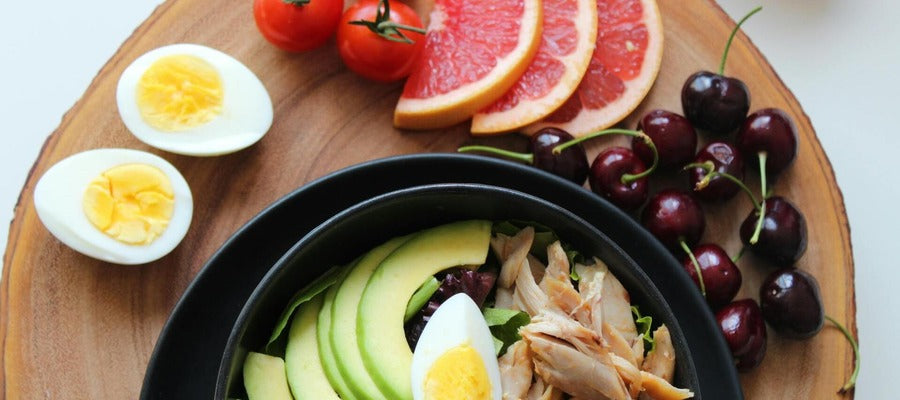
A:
[483, 307, 531, 356]
[631, 305, 656, 353]
[264, 264, 348, 355]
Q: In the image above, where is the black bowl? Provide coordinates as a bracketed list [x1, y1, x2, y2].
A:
[217, 183, 698, 398]
[141, 153, 741, 399]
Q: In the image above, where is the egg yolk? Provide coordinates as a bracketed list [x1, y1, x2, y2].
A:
[82, 164, 175, 245]
[136, 54, 224, 131]
[423, 344, 492, 400]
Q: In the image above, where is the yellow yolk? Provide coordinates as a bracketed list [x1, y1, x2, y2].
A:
[82, 164, 175, 245]
[423, 344, 492, 400]
[136, 54, 224, 131]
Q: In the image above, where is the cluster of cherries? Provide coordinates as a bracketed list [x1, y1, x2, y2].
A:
[460, 6, 858, 392]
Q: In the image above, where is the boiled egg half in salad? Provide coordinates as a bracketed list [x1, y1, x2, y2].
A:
[410, 293, 502, 400]
[33, 149, 193, 265]
[116, 43, 273, 156]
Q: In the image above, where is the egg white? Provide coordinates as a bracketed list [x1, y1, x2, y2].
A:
[33, 148, 193, 265]
[116, 43, 273, 156]
[410, 293, 502, 400]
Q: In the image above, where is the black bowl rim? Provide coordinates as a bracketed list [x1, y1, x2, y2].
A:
[140, 153, 741, 399]
[216, 182, 698, 398]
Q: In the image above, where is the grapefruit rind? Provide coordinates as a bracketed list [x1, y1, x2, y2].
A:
[393, 0, 544, 130]
[470, 0, 599, 134]
[525, 0, 664, 137]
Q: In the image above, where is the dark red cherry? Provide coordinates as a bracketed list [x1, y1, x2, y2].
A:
[759, 268, 824, 339]
[681, 71, 750, 134]
[688, 141, 744, 202]
[740, 196, 807, 266]
[633, 110, 697, 169]
[682, 244, 742, 310]
[736, 108, 798, 177]
[641, 189, 705, 251]
[588, 147, 649, 211]
[458, 128, 589, 185]
[716, 299, 767, 372]
[530, 128, 590, 184]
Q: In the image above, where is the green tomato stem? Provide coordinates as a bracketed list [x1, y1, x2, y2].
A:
[825, 315, 860, 394]
[551, 128, 658, 183]
[680, 240, 706, 298]
[719, 6, 763, 75]
[282, 0, 311, 5]
[349, 0, 425, 44]
[457, 145, 534, 165]
[749, 152, 768, 244]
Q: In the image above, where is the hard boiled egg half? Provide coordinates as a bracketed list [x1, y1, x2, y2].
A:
[411, 293, 502, 400]
[33, 149, 193, 265]
[117, 44, 273, 156]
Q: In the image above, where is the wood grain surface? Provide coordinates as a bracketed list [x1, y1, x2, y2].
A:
[0, 0, 856, 398]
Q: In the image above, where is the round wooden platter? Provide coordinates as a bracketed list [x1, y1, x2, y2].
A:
[0, 0, 856, 398]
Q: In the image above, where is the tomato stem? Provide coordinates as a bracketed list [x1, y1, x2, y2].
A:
[349, 0, 425, 44]
[282, 0, 311, 5]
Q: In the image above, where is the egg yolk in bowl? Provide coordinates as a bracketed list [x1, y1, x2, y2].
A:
[423, 343, 492, 400]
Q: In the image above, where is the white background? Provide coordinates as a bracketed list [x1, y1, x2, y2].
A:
[1, 0, 896, 397]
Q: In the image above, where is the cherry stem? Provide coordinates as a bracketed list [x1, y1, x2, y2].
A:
[683, 162, 761, 210]
[349, 0, 426, 44]
[283, 0, 311, 5]
[457, 145, 534, 165]
[825, 315, 859, 394]
[552, 128, 658, 183]
[719, 6, 763, 75]
[749, 152, 768, 244]
[731, 246, 745, 263]
[680, 240, 706, 298]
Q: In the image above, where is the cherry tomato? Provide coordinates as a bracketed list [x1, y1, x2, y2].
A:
[337, 0, 425, 82]
[253, 0, 343, 52]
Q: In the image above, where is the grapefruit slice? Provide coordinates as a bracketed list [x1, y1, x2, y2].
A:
[393, 0, 543, 130]
[470, 0, 599, 134]
[526, 0, 664, 136]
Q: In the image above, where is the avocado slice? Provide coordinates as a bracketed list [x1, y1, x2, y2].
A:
[318, 283, 357, 399]
[284, 293, 339, 400]
[357, 220, 492, 400]
[330, 235, 413, 399]
[243, 352, 293, 400]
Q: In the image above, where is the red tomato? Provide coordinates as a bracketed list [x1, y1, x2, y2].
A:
[337, 0, 425, 82]
[253, 0, 343, 52]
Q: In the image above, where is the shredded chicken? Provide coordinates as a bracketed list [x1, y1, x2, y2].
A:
[574, 262, 606, 331]
[638, 371, 694, 400]
[493, 227, 535, 288]
[513, 258, 550, 316]
[603, 322, 640, 367]
[495, 287, 516, 310]
[499, 340, 533, 400]
[594, 259, 639, 348]
[610, 353, 644, 398]
[491, 238, 693, 400]
[539, 242, 588, 322]
[527, 254, 546, 284]
[524, 332, 630, 400]
[641, 326, 676, 383]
